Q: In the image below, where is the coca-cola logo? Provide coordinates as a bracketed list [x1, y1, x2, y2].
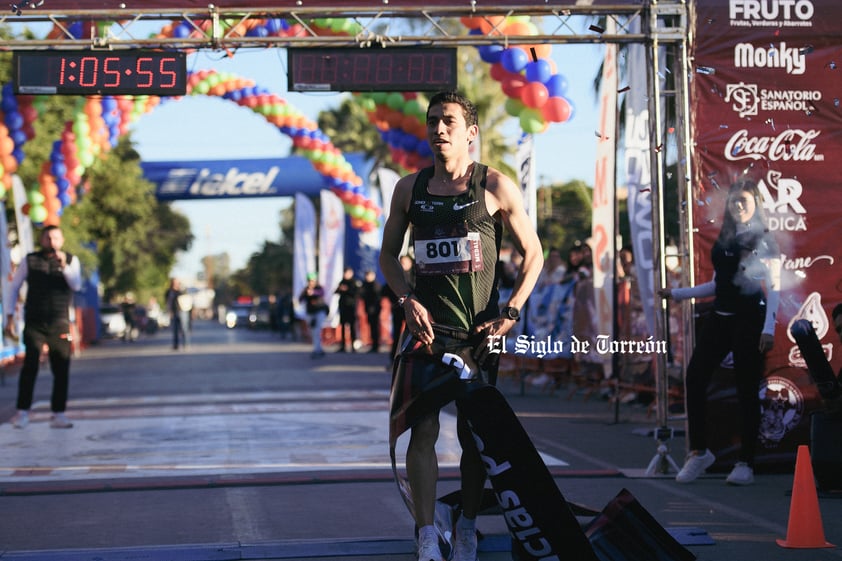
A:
[724, 129, 823, 162]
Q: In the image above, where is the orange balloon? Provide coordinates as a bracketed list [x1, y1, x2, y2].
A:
[531, 44, 552, 59]
[0, 136, 14, 156]
[502, 22, 534, 37]
[478, 16, 506, 35]
[460, 17, 483, 29]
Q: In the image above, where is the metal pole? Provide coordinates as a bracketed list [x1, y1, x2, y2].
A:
[644, 0, 683, 476]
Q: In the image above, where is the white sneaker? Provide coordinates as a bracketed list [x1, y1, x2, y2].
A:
[12, 410, 29, 429]
[675, 449, 715, 483]
[50, 413, 74, 429]
[417, 539, 444, 561]
[453, 516, 478, 561]
[726, 462, 754, 485]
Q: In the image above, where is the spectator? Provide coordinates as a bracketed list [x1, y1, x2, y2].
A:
[361, 270, 382, 353]
[299, 273, 329, 358]
[5, 225, 83, 429]
[334, 267, 360, 352]
[659, 178, 781, 486]
[165, 278, 189, 350]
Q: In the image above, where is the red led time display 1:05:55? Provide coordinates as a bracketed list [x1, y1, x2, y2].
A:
[13, 51, 188, 96]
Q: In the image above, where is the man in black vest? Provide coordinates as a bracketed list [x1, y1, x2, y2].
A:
[4, 225, 82, 429]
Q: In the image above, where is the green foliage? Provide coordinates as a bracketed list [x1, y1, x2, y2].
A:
[535, 179, 594, 254]
[60, 139, 193, 304]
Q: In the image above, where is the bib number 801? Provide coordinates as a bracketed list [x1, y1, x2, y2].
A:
[425, 240, 460, 259]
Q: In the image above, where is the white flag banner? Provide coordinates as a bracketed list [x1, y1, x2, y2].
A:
[376, 167, 401, 221]
[11, 175, 34, 259]
[517, 133, 537, 230]
[592, 19, 618, 378]
[293, 192, 317, 319]
[320, 189, 345, 326]
[625, 18, 657, 336]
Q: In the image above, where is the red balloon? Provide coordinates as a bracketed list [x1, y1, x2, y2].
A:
[542, 96, 573, 123]
[501, 75, 527, 99]
[489, 63, 510, 83]
[520, 82, 549, 109]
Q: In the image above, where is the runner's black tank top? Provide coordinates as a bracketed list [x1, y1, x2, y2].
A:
[407, 163, 502, 331]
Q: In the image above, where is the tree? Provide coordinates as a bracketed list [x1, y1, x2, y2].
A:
[535, 179, 593, 254]
[60, 139, 193, 304]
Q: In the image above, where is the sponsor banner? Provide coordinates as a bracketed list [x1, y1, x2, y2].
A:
[35, 0, 646, 11]
[143, 153, 370, 200]
[319, 190, 345, 327]
[692, 0, 842, 467]
[293, 193, 317, 320]
[624, 17, 656, 337]
[516, 133, 537, 230]
[591, 22, 618, 377]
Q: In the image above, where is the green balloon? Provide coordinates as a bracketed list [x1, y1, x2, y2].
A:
[27, 189, 45, 206]
[505, 98, 525, 117]
[29, 204, 48, 223]
[386, 92, 405, 110]
[519, 108, 545, 134]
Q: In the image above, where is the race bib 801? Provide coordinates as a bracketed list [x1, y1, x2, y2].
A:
[414, 224, 484, 275]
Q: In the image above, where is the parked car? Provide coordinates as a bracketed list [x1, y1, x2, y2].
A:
[249, 300, 272, 329]
[99, 305, 127, 339]
[225, 303, 252, 329]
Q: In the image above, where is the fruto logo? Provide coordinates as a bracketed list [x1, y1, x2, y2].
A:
[730, 0, 814, 27]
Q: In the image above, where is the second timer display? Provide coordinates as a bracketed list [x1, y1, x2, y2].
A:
[288, 47, 457, 92]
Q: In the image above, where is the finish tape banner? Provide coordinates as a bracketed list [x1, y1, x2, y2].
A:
[690, 0, 842, 468]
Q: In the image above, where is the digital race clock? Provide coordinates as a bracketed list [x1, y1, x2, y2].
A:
[13, 50, 187, 96]
[288, 47, 457, 92]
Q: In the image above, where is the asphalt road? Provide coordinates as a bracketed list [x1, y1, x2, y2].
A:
[1, 320, 841, 561]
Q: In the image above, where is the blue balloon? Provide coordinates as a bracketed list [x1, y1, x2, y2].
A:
[101, 97, 118, 112]
[266, 18, 288, 34]
[12, 147, 24, 163]
[478, 44, 504, 64]
[68, 21, 84, 39]
[51, 162, 67, 178]
[501, 48, 528, 73]
[545, 74, 568, 98]
[4, 112, 23, 131]
[402, 135, 419, 152]
[58, 192, 72, 207]
[11, 129, 27, 147]
[417, 141, 433, 158]
[173, 23, 191, 39]
[525, 60, 552, 84]
[246, 26, 268, 37]
[1, 94, 17, 114]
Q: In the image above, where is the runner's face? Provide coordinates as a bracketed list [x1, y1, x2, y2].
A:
[426, 102, 476, 159]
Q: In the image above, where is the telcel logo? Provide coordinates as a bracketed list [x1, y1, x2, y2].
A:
[188, 167, 280, 197]
[730, 0, 814, 22]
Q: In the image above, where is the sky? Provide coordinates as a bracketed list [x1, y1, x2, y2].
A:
[129, 41, 606, 280]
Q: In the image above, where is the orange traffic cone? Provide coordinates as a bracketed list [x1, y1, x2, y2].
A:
[777, 444, 834, 548]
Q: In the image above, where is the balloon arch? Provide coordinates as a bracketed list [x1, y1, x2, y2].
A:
[1, 14, 575, 231]
[0, 70, 382, 232]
